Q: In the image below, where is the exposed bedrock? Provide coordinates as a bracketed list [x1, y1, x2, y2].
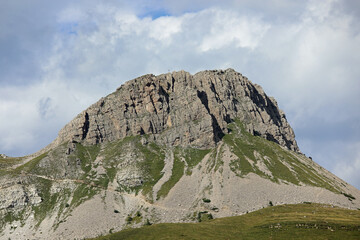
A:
[52, 69, 299, 152]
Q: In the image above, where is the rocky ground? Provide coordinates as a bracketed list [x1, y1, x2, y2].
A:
[2, 142, 359, 240]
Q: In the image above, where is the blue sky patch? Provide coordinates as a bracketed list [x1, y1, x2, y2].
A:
[58, 22, 78, 35]
[139, 8, 170, 19]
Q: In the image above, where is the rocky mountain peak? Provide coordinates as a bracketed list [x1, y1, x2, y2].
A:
[51, 69, 299, 152]
[2, 69, 360, 240]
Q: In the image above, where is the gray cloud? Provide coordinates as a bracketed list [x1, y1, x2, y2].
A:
[0, 0, 359, 189]
[38, 97, 53, 119]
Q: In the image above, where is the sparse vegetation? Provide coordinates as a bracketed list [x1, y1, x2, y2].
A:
[206, 146, 224, 173]
[126, 211, 143, 225]
[224, 120, 340, 193]
[145, 219, 152, 226]
[202, 198, 211, 203]
[181, 148, 210, 175]
[13, 152, 48, 174]
[0, 156, 23, 168]
[74, 143, 100, 175]
[342, 192, 356, 201]
[70, 183, 97, 208]
[197, 211, 213, 222]
[136, 141, 165, 200]
[157, 150, 185, 199]
[31, 178, 58, 227]
[126, 216, 133, 224]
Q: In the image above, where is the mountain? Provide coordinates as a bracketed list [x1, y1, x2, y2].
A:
[0, 69, 359, 239]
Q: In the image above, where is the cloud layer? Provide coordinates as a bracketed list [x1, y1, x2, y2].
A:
[0, 0, 359, 188]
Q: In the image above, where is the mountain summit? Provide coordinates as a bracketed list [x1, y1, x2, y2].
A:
[1, 69, 359, 239]
[52, 69, 298, 152]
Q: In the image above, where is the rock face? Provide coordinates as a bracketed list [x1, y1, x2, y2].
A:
[2, 69, 360, 240]
[0, 185, 41, 210]
[52, 69, 299, 152]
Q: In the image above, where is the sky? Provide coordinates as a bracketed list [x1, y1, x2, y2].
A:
[0, 0, 359, 189]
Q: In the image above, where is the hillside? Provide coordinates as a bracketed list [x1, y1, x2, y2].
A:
[90, 203, 360, 240]
[0, 69, 359, 239]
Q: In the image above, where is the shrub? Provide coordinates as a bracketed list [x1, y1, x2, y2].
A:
[197, 211, 213, 222]
[145, 219, 152, 226]
[202, 198, 211, 203]
[126, 216, 133, 224]
[114, 209, 120, 213]
[269, 201, 273, 207]
[342, 192, 355, 200]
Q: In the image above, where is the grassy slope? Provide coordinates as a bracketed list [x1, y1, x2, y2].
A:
[0, 120, 355, 232]
[157, 147, 211, 199]
[90, 204, 360, 240]
[223, 120, 340, 193]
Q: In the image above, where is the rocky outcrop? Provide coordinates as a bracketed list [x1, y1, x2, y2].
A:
[0, 184, 41, 210]
[51, 69, 299, 152]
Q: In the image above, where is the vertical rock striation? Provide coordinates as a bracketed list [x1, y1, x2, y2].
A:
[51, 69, 299, 152]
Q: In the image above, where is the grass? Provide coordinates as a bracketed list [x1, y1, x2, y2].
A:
[126, 211, 143, 225]
[157, 150, 185, 199]
[13, 152, 48, 174]
[88, 203, 360, 240]
[70, 182, 98, 208]
[101, 136, 166, 200]
[206, 145, 224, 173]
[31, 178, 58, 227]
[223, 120, 340, 193]
[0, 208, 27, 230]
[181, 148, 210, 175]
[102, 136, 138, 164]
[0, 156, 23, 168]
[136, 142, 165, 200]
[75, 143, 100, 175]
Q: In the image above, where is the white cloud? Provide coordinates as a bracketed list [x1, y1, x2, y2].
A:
[150, 16, 182, 42]
[333, 142, 360, 189]
[198, 9, 270, 52]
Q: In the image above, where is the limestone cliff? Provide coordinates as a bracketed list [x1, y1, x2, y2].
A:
[52, 69, 298, 152]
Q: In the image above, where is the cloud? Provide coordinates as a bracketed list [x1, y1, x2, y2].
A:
[198, 9, 270, 51]
[38, 97, 54, 119]
[333, 142, 360, 189]
[0, 0, 359, 189]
